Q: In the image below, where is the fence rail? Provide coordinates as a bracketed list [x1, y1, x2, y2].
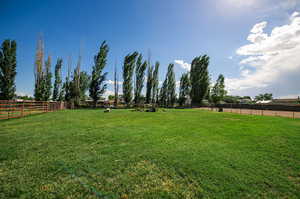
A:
[0, 100, 65, 120]
[199, 107, 300, 119]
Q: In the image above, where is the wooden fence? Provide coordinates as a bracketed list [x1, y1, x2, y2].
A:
[0, 100, 65, 120]
[199, 107, 300, 119]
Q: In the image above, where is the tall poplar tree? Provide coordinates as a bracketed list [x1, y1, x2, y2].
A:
[166, 63, 176, 107]
[134, 54, 147, 105]
[42, 56, 52, 101]
[159, 75, 168, 107]
[52, 58, 63, 101]
[0, 39, 17, 100]
[159, 63, 176, 107]
[151, 61, 159, 104]
[34, 37, 44, 101]
[178, 73, 190, 106]
[79, 71, 90, 101]
[71, 55, 81, 105]
[190, 55, 210, 106]
[145, 65, 153, 104]
[122, 51, 138, 105]
[211, 74, 226, 105]
[114, 61, 119, 106]
[89, 41, 109, 107]
[64, 57, 72, 102]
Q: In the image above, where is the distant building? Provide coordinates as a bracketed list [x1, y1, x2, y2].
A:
[272, 97, 300, 104]
[256, 100, 272, 104]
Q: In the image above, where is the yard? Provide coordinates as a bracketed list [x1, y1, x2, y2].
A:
[0, 109, 300, 198]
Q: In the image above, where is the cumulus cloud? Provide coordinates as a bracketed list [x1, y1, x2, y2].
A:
[105, 80, 122, 85]
[174, 60, 191, 71]
[226, 12, 300, 97]
[16, 91, 33, 97]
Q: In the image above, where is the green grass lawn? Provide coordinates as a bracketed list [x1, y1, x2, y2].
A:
[1, 109, 300, 199]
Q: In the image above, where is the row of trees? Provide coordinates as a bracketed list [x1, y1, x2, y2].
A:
[32, 38, 108, 107]
[0, 39, 227, 107]
[121, 53, 226, 107]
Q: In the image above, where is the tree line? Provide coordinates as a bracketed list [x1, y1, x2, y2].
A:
[0, 39, 227, 107]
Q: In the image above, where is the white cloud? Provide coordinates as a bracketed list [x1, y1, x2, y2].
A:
[105, 80, 122, 85]
[250, 21, 267, 34]
[226, 0, 259, 8]
[226, 12, 300, 97]
[174, 60, 191, 71]
[16, 91, 33, 97]
[176, 81, 180, 88]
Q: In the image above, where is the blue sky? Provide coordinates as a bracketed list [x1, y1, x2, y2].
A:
[1, 0, 300, 98]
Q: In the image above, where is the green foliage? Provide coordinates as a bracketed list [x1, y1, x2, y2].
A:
[39, 56, 52, 101]
[223, 95, 240, 104]
[16, 95, 34, 100]
[255, 93, 273, 101]
[190, 55, 210, 106]
[108, 95, 115, 101]
[114, 63, 119, 106]
[151, 62, 159, 104]
[79, 71, 90, 101]
[64, 70, 72, 102]
[134, 54, 147, 105]
[0, 40, 17, 100]
[167, 64, 176, 107]
[71, 57, 81, 106]
[178, 73, 190, 106]
[33, 38, 52, 101]
[122, 51, 138, 105]
[211, 74, 226, 105]
[89, 41, 109, 107]
[160, 64, 176, 107]
[159, 76, 168, 107]
[52, 58, 63, 101]
[34, 37, 44, 101]
[223, 95, 253, 104]
[58, 86, 65, 101]
[145, 64, 153, 104]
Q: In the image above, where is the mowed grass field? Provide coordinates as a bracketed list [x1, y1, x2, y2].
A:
[0, 109, 300, 199]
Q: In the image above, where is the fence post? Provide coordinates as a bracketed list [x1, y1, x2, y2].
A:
[293, 112, 295, 119]
[21, 102, 24, 117]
